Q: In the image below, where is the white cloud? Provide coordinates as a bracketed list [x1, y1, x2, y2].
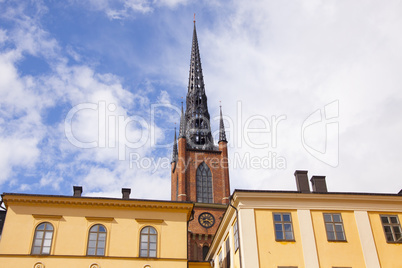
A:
[83, 0, 153, 19]
[198, 0, 402, 193]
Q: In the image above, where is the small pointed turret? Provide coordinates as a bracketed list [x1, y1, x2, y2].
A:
[219, 105, 227, 143]
[171, 127, 178, 163]
[179, 102, 186, 138]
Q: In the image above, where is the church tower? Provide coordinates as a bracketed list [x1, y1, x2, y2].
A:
[171, 21, 230, 261]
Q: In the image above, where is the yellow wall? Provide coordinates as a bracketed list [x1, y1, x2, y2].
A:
[254, 209, 304, 268]
[368, 212, 402, 268]
[0, 197, 191, 268]
[311, 210, 365, 267]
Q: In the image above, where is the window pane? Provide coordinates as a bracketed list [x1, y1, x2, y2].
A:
[91, 225, 99, 232]
[333, 214, 341, 222]
[150, 235, 157, 243]
[327, 231, 335, 240]
[98, 225, 106, 232]
[141, 242, 148, 249]
[97, 248, 105, 256]
[386, 233, 393, 242]
[285, 231, 294, 240]
[324, 214, 332, 222]
[381, 216, 389, 224]
[150, 243, 157, 250]
[37, 224, 46, 230]
[45, 232, 53, 239]
[36, 232, 44, 239]
[42, 247, 50, 254]
[43, 239, 51, 247]
[335, 224, 343, 232]
[149, 250, 156, 257]
[88, 240, 96, 247]
[276, 231, 284, 240]
[98, 233, 106, 240]
[326, 223, 334, 232]
[390, 216, 398, 224]
[45, 224, 53, 231]
[140, 249, 148, 257]
[34, 239, 42, 247]
[393, 226, 401, 236]
[283, 214, 291, 222]
[395, 231, 401, 240]
[384, 226, 392, 233]
[149, 228, 157, 234]
[89, 233, 97, 240]
[275, 223, 283, 231]
[98, 240, 105, 248]
[88, 248, 96, 255]
[273, 214, 281, 222]
[32, 247, 41, 254]
[336, 231, 345, 240]
[141, 235, 148, 242]
[284, 223, 292, 231]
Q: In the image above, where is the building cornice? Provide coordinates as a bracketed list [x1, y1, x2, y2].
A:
[1, 194, 194, 220]
[232, 190, 402, 212]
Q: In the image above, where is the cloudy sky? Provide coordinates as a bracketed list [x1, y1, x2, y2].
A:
[0, 0, 401, 201]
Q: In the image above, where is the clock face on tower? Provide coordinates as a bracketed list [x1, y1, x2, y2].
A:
[198, 212, 215, 228]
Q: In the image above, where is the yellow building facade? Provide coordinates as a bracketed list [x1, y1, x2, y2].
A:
[0, 189, 198, 268]
[207, 171, 402, 268]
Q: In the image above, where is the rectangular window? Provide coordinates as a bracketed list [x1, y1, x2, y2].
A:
[225, 238, 230, 268]
[323, 213, 346, 241]
[380, 215, 402, 243]
[218, 250, 223, 268]
[233, 219, 239, 252]
[273, 213, 294, 241]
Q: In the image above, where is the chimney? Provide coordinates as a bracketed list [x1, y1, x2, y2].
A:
[310, 176, 328, 193]
[73, 186, 83, 197]
[122, 188, 131, 199]
[294, 170, 310, 193]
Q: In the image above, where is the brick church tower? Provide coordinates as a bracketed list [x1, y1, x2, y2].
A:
[171, 21, 230, 261]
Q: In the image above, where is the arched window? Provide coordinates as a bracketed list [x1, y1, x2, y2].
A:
[87, 224, 107, 256]
[196, 162, 213, 203]
[202, 244, 210, 260]
[31, 222, 54, 255]
[140, 226, 157, 258]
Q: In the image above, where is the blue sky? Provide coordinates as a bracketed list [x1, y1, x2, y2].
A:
[1, 0, 402, 200]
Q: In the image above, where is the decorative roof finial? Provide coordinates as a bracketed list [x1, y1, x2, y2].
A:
[194, 13, 196, 24]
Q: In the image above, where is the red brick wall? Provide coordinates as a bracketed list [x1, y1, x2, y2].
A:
[171, 137, 230, 261]
[188, 206, 226, 261]
[171, 137, 230, 204]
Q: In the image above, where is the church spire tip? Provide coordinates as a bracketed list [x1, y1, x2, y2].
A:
[219, 105, 227, 143]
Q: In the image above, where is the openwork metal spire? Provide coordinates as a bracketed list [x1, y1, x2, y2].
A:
[184, 21, 215, 150]
[219, 105, 227, 143]
[171, 127, 178, 163]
